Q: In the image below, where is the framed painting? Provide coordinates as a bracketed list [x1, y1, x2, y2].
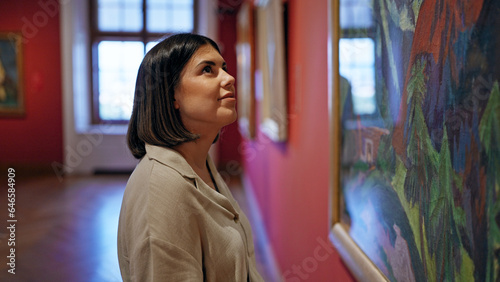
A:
[329, 0, 500, 281]
[236, 1, 256, 139]
[0, 32, 24, 117]
[255, 0, 287, 142]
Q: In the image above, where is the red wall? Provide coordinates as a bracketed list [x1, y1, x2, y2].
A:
[217, 0, 243, 168]
[240, 0, 354, 280]
[0, 0, 63, 166]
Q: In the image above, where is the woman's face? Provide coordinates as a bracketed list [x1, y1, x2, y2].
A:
[174, 44, 237, 133]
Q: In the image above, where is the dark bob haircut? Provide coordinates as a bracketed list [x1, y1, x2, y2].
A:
[127, 33, 221, 159]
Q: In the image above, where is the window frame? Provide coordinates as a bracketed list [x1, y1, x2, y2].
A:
[89, 0, 198, 124]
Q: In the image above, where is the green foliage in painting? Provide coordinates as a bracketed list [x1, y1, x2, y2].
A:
[428, 127, 464, 281]
[479, 81, 500, 282]
[479, 82, 500, 162]
[403, 58, 468, 279]
[404, 57, 438, 210]
[377, 132, 395, 179]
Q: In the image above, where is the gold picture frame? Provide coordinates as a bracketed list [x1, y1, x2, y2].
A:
[0, 32, 24, 117]
[255, 0, 287, 142]
[328, 0, 387, 280]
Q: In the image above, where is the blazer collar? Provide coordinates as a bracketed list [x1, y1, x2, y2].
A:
[144, 144, 239, 216]
[145, 144, 197, 179]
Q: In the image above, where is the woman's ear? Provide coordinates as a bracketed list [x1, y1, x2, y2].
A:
[173, 96, 180, 109]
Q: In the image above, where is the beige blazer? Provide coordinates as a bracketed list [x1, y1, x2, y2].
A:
[118, 144, 263, 282]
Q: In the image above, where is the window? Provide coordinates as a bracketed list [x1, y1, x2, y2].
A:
[90, 0, 197, 123]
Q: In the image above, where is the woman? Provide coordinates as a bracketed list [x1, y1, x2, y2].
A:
[118, 33, 263, 281]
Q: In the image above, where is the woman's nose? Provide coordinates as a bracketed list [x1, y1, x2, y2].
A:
[222, 70, 235, 88]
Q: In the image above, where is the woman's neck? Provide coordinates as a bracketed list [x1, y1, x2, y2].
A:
[173, 132, 220, 190]
[173, 131, 217, 170]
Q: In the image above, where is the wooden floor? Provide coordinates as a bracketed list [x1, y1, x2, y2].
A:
[0, 174, 275, 282]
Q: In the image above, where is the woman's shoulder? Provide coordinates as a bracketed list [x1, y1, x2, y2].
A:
[122, 153, 201, 226]
[119, 156, 203, 256]
[126, 151, 197, 198]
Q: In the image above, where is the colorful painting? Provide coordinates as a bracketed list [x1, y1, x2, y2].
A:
[0, 32, 24, 116]
[334, 0, 500, 281]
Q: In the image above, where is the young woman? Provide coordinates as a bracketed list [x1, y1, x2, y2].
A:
[117, 33, 263, 281]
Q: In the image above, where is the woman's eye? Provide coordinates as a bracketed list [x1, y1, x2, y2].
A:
[202, 66, 212, 73]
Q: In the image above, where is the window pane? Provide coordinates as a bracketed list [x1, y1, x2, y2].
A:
[340, 0, 373, 29]
[98, 41, 144, 120]
[146, 0, 193, 32]
[98, 0, 143, 32]
[339, 38, 376, 115]
[171, 7, 193, 31]
[146, 41, 160, 53]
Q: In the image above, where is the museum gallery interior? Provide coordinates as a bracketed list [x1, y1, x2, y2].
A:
[0, 0, 499, 281]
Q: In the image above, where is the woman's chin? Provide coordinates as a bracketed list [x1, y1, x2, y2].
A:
[221, 111, 238, 126]
[227, 112, 238, 125]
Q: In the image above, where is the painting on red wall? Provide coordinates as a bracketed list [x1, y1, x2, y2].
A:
[0, 32, 24, 117]
[236, 1, 256, 139]
[329, 0, 500, 281]
[255, 0, 287, 142]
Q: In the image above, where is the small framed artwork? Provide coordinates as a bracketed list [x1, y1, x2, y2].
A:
[329, 0, 500, 281]
[255, 0, 287, 142]
[236, 1, 256, 139]
[0, 32, 24, 117]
